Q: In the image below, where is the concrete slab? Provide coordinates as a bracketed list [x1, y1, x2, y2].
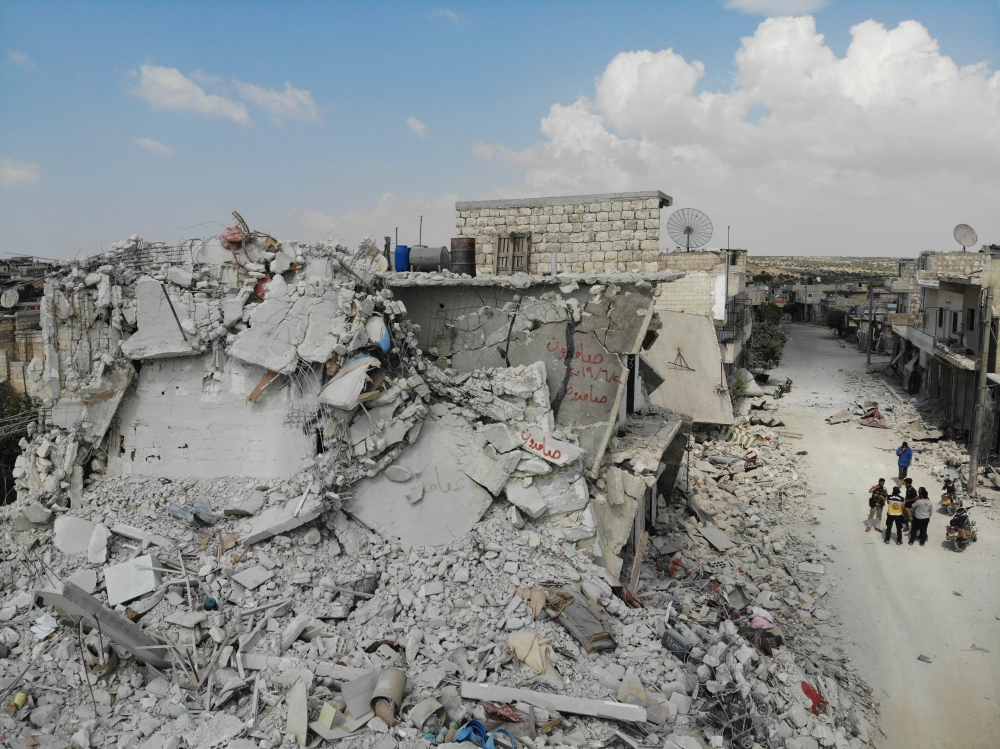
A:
[504, 481, 548, 519]
[37, 580, 170, 669]
[105, 554, 162, 607]
[644, 310, 734, 425]
[286, 680, 309, 746]
[231, 566, 274, 590]
[53, 515, 96, 557]
[88, 522, 110, 564]
[66, 568, 98, 594]
[345, 416, 494, 550]
[533, 471, 590, 515]
[119, 277, 197, 359]
[699, 526, 736, 552]
[240, 494, 325, 545]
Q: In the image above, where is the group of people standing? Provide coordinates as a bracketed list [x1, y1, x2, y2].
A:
[865, 441, 933, 546]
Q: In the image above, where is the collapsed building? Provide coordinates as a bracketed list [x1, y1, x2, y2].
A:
[0, 211, 877, 749]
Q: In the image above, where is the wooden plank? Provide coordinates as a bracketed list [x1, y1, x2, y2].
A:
[628, 531, 649, 595]
[460, 682, 647, 723]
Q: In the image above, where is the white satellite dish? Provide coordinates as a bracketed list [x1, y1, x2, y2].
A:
[0, 289, 19, 308]
[954, 224, 977, 251]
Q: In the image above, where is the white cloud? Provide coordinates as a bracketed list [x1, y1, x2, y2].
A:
[0, 159, 41, 188]
[131, 137, 173, 156]
[429, 9, 461, 23]
[295, 192, 458, 249]
[725, 0, 828, 15]
[7, 51, 37, 70]
[234, 81, 320, 123]
[131, 65, 251, 124]
[407, 116, 429, 137]
[489, 16, 1000, 254]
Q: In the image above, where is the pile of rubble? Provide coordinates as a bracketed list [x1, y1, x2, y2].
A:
[0, 222, 879, 749]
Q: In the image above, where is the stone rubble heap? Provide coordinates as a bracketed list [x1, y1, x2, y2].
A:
[0, 224, 883, 749]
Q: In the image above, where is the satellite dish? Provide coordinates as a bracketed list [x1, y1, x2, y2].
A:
[0, 289, 19, 308]
[666, 208, 713, 251]
[954, 224, 977, 251]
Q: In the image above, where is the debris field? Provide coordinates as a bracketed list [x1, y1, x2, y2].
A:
[0, 222, 883, 749]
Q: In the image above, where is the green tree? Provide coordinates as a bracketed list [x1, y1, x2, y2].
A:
[748, 319, 789, 368]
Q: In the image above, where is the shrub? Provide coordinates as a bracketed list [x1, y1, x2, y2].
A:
[748, 319, 789, 368]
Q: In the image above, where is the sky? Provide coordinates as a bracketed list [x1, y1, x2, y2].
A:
[1, 0, 998, 259]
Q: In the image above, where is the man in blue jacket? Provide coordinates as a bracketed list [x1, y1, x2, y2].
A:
[896, 441, 913, 481]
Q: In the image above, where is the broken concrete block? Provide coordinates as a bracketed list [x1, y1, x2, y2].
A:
[54, 515, 96, 556]
[516, 427, 584, 466]
[21, 501, 53, 525]
[119, 277, 196, 360]
[342, 670, 379, 719]
[164, 610, 208, 628]
[533, 471, 590, 515]
[419, 581, 444, 597]
[504, 481, 548, 519]
[88, 522, 110, 564]
[66, 568, 98, 595]
[699, 526, 735, 552]
[166, 267, 193, 288]
[241, 494, 325, 545]
[232, 566, 274, 590]
[798, 562, 826, 574]
[345, 416, 494, 550]
[224, 490, 265, 517]
[286, 680, 309, 746]
[105, 554, 162, 607]
[460, 682, 646, 722]
[37, 580, 170, 669]
[280, 614, 313, 654]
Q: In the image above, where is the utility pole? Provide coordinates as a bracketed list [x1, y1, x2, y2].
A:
[866, 281, 874, 365]
[968, 285, 993, 496]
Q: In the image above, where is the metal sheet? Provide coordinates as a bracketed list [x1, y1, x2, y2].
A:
[645, 310, 733, 424]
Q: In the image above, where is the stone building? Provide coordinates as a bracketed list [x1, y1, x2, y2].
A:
[455, 191, 672, 276]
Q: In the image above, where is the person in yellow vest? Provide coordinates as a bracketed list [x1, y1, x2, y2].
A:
[884, 486, 905, 545]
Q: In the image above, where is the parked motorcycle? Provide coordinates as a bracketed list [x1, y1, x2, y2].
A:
[773, 378, 794, 399]
[940, 479, 962, 516]
[946, 507, 978, 552]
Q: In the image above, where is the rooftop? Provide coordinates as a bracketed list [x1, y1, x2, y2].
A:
[456, 190, 673, 211]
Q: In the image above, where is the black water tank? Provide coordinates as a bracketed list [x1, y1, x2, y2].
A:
[451, 237, 476, 277]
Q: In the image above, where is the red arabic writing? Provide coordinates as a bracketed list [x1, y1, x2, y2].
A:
[519, 429, 563, 461]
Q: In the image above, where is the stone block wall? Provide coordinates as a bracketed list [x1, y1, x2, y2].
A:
[455, 192, 669, 275]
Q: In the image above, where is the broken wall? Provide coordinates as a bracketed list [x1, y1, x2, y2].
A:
[106, 354, 318, 479]
[436, 282, 657, 467]
[643, 310, 733, 425]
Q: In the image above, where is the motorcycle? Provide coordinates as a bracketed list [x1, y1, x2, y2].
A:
[940, 479, 962, 516]
[945, 507, 978, 552]
[773, 378, 793, 399]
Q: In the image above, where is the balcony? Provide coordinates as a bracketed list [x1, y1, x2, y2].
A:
[717, 295, 749, 343]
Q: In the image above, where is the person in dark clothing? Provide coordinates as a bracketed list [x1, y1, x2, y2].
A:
[903, 478, 917, 533]
[884, 489, 906, 545]
[896, 441, 913, 481]
[909, 487, 933, 546]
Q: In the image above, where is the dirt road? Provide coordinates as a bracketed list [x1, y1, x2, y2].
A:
[775, 324, 1000, 749]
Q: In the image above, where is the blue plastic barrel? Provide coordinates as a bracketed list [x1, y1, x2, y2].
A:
[393, 245, 410, 272]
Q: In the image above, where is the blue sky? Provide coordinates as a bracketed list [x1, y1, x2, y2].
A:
[2, 0, 999, 257]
